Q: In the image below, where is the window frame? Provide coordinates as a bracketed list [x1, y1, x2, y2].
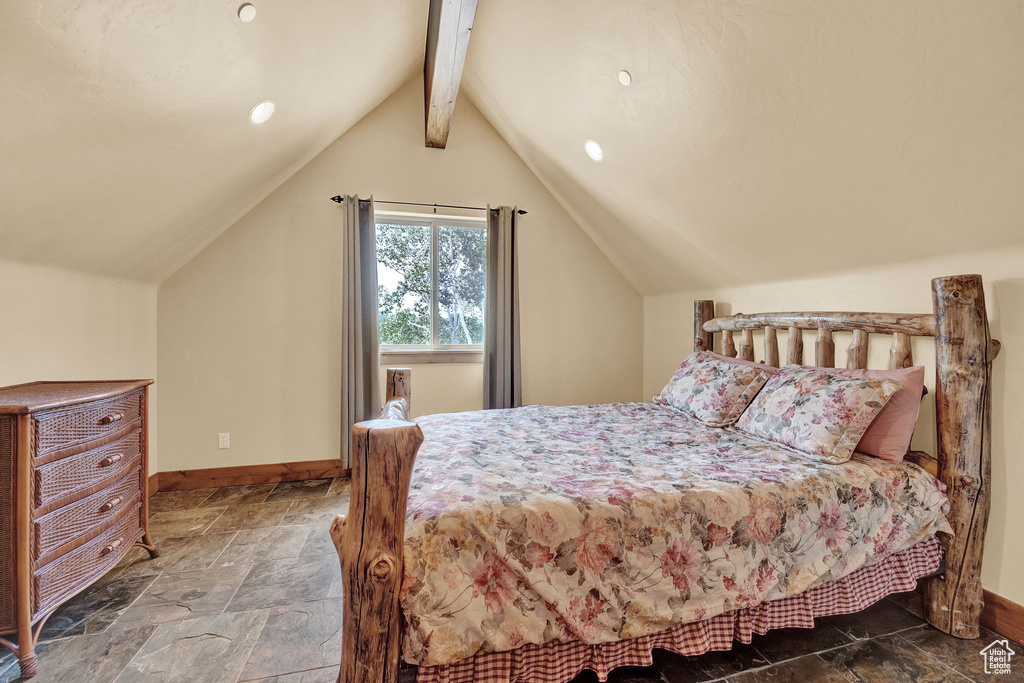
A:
[375, 212, 487, 363]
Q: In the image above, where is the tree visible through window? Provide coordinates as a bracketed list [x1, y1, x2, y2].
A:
[376, 217, 486, 349]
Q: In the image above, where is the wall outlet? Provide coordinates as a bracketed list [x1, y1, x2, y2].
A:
[218, 432, 230, 449]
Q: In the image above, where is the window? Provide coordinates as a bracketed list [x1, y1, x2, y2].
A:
[376, 215, 487, 360]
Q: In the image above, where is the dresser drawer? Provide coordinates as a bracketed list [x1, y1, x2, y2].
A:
[35, 429, 143, 509]
[34, 388, 143, 457]
[34, 466, 144, 560]
[34, 503, 143, 612]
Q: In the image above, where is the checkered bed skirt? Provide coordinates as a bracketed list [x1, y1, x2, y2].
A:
[414, 535, 941, 683]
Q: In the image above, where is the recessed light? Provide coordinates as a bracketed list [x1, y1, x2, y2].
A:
[617, 70, 632, 86]
[584, 139, 603, 161]
[249, 100, 275, 124]
[238, 3, 256, 22]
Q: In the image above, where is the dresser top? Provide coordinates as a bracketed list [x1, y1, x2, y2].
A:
[0, 380, 153, 414]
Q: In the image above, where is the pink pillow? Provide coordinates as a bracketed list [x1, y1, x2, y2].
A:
[705, 351, 780, 375]
[808, 365, 926, 462]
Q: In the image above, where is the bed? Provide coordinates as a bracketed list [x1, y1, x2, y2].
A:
[331, 274, 999, 683]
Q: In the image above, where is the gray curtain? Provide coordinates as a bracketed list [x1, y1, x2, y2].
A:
[483, 206, 522, 409]
[341, 195, 381, 468]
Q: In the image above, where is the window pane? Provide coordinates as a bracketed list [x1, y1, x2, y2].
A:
[436, 225, 486, 345]
[375, 223, 431, 345]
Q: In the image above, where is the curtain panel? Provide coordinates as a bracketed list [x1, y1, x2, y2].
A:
[483, 206, 522, 410]
[341, 195, 381, 468]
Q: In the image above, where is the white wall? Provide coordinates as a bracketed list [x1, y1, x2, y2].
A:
[157, 77, 644, 472]
[644, 246, 1024, 604]
[0, 258, 159, 473]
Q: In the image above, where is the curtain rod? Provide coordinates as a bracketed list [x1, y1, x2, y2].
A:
[329, 196, 527, 215]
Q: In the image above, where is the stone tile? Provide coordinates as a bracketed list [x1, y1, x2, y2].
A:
[114, 532, 238, 578]
[148, 506, 226, 539]
[206, 501, 294, 533]
[300, 524, 337, 558]
[726, 654, 853, 683]
[327, 477, 351, 497]
[39, 573, 157, 640]
[820, 633, 973, 682]
[0, 649, 17, 683]
[226, 555, 342, 613]
[899, 625, 1024, 682]
[282, 496, 349, 527]
[238, 598, 343, 680]
[749, 620, 853, 662]
[148, 488, 214, 513]
[654, 642, 768, 682]
[201, 483, 276, 507]
[112, 563, 252, 629]
[886, 589, 925, 619]
[264, 479, 334, 503]
[246, 666, 341, 682]
[216, 526, 310, 566]
[30, 625, 156, 683]
[821, 597, 926, 640]
[115, 610, 269, 683]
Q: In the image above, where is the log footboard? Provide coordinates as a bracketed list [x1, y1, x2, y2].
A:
[334, 368, 421, 683]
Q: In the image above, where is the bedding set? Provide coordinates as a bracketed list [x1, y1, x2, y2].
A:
[400, 352, 946, 682]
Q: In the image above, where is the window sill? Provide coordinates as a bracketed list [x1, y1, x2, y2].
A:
[380, 349, 483, 364]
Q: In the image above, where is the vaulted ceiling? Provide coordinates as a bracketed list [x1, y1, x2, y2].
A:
[464, 0, 1024, 293]
[3, 0, 1023, 292]
[0, 0, 423, 283]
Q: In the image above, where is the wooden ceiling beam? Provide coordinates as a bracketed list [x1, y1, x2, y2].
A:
[423, 0, 479, 148]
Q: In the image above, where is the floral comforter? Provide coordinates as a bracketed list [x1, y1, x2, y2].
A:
[400, 402, 950, 666]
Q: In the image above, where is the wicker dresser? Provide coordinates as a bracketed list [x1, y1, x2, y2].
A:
[0, 380, 158, 678]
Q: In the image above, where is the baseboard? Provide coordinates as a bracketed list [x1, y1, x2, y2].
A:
[157, 459, 350, 492]
[983, 590, 1024, 645]
[147, 472, 159, 498]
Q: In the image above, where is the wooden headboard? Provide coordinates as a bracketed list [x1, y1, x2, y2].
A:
[692, 273, 1000, 641]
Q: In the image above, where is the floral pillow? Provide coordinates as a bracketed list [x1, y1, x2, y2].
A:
[655, 352, 772, 427]
[734, 365, 903, 463]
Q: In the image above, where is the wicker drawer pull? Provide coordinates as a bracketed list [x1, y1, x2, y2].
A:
[99, 497, 122, 513]
[100, 539, 123, 556]
[99, 412, 125, 425]
[99, 453, 123, 467]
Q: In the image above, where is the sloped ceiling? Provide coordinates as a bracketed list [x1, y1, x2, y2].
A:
[0, 0, 423, 283]
[463, 0, 1024, 294]
[2, 1, 1022, 293]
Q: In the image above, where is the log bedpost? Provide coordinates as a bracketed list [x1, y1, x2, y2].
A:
[847, 330, 869, 369]
[787, 326, 803, 365]
[333, 368, 422, 683]
[889, 332, 913, 370]
[722, 331, 737, 358]
[764, 327, 780, 367]
[694, 300, 715, 352]
[923, 275, 993, 639]
[815, 328, 835, 367]
[738, 330, 755, 362]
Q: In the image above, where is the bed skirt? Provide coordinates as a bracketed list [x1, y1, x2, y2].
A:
[414, 535, 941, 683]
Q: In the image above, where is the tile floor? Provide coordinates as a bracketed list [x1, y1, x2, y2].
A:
[1, 478, 1019, 682]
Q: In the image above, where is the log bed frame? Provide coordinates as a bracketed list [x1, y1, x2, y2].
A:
[331, 273, 999, 683]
